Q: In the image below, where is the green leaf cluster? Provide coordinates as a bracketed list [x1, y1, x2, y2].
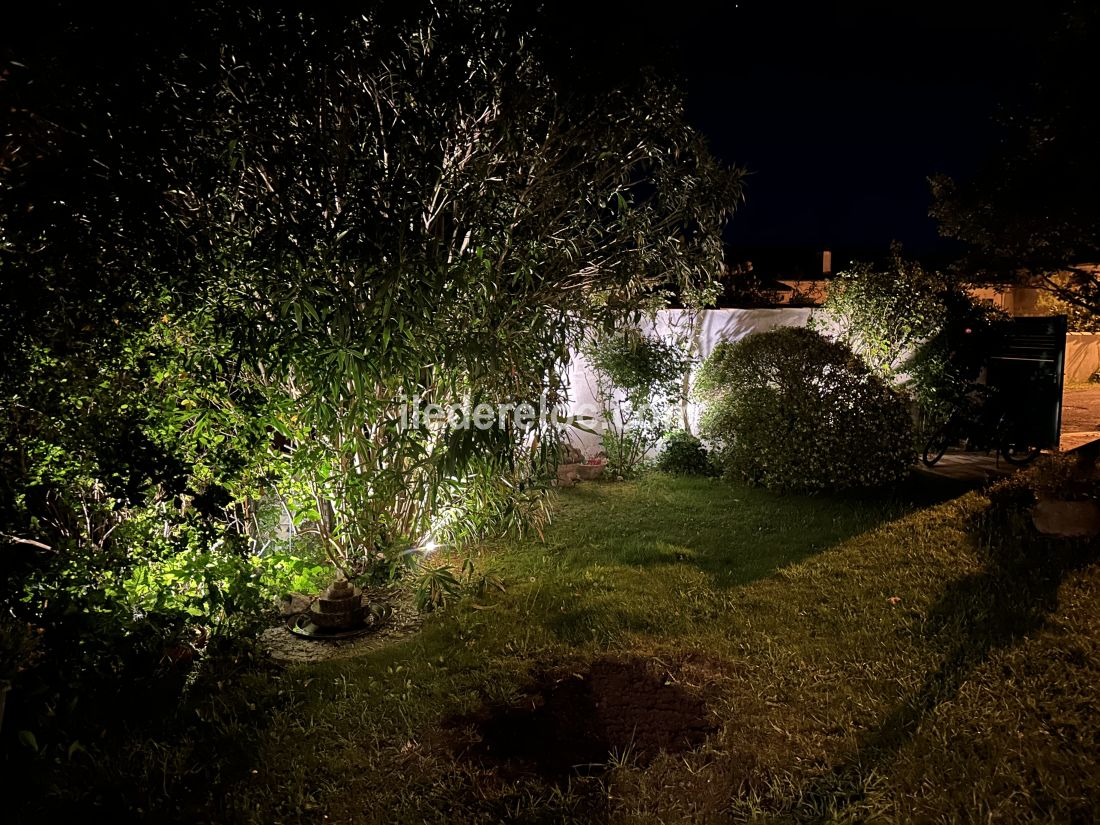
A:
[813, 247, 1006, 426]
[696, 327, 915, 492]
[655, 430, 717, 476]
[585, 328, 691, 476]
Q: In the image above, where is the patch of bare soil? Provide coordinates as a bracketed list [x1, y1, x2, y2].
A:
[446, 657, 715, 780]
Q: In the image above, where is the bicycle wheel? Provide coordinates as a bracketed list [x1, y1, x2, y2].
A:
[1000, 441, 1041, 466]
[922, 423, 954, 466]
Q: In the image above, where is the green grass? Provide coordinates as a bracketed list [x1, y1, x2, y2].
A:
[18, 472, 1100, 823]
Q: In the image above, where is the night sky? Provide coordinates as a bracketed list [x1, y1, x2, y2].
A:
[583, 1, 1049, 258]
[5, 2, 1052, 260]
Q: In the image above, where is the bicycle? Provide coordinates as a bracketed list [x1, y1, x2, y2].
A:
[921, 386, 1042, 467]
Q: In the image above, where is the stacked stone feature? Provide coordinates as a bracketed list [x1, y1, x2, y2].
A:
[308, 579, 367, 630]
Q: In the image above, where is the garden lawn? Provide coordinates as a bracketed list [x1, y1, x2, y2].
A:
[33, 474, 1100, 823]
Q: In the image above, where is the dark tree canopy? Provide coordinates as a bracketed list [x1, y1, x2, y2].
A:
[1, 1, 742, 361]
[930, 2, 1100, 317]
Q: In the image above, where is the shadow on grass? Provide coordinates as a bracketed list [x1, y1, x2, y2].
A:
[535, 473, 978, 645]
[556, 472, 973, 591]
[785, 504, 1100, 817]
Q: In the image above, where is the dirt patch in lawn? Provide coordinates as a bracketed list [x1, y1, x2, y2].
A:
[446, 656, 715, 780]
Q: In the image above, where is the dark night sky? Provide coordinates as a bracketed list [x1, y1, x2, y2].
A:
[5, 1, 1052, 260]
[590, 1, 1049, 257]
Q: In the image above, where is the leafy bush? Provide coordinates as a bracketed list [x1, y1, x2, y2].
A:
[656, 431, 715, 476]
[1, 507, 332, 757]
[412, 563, 464, 612]
[811, 248, 946, 378]
[585, 328, 690, 476]
[811, 246, 1005, 428]
[695, 327, 914, 491]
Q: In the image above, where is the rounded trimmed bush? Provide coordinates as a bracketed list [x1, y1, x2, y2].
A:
[694, 327, 914, 491]
[656, 430, 715, 476]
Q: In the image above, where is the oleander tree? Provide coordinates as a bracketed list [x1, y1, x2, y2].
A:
[158, 3, 742, 567]
[1, 1, 744, 583]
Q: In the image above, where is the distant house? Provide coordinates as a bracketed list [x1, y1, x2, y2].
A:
[966, 284, 1043, 316]
[719, 245, 1078, 318]
[713, 246, 826, 308]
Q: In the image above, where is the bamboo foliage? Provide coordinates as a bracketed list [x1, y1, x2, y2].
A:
[2, 2, 742, 575]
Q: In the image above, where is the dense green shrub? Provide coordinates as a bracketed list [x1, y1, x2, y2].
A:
[695, 327, 914, 491]
[810, 246, 1005, 429]
[656, 431, 715, 476]
[585, 328, 690, 477]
